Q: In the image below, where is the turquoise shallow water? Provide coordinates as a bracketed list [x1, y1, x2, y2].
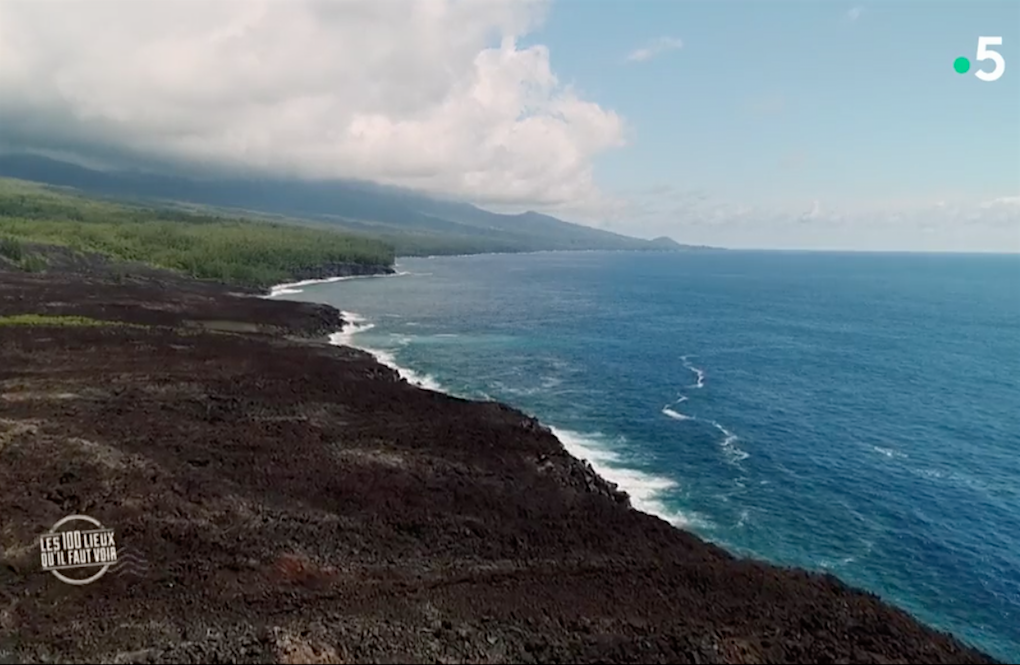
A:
[276, 250, 1020, 661]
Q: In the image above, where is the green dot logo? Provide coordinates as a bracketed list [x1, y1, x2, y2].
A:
[953, 56, 971, 74]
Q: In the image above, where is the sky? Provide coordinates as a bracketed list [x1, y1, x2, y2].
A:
[0, 0, 1017, 252]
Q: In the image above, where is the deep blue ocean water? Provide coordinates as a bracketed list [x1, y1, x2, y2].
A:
[274, 250, 1020, 661]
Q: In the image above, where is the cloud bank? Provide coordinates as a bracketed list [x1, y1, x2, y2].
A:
[0, 0, 625, 209]
[604, 187, 1020, 252]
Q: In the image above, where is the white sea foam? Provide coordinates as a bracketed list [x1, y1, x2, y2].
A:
[541, 375, 563, 389]
[873, 446, 907, 459]
[712, 421, 749, 464]
[371, 348, 444, 392]
[680, 355, 706, 389]
[331, 311, 442, 392]
[330, 324, 375, 347]
[341, 310, 366, 323]
[265, 271, 411, 299]
[662, 395, 692, 421]
[818, 555, 857, 569]
[268, 276, 354, 297]
[550, 427, 708, 529]
[391, 333, 413, 346]
[332, 310, 376, 343]
[662, 407, 693, 421]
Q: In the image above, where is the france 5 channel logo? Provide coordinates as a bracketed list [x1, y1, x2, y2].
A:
[954, 37, 1005, 82]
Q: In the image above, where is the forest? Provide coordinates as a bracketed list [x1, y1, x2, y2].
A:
[0, 178, 395, 288]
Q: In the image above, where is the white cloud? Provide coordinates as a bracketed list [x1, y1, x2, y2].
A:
[846, 6, 863, 21]
[597, 189, 1020, 252]
[0, 0, 626, 209]
[625, 37, 684, 63]
[981, 195, 1020, 208]
[800, 200, 823, 222]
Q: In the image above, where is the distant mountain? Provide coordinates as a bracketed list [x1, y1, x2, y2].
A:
[648, 235, 716, 251]
[0, 153, 717, 256]
[650, 236, 683, 249]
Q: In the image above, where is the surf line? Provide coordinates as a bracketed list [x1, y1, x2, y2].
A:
[264, 271, 412, 299]
[680, 354, 705, 389]
[661, 354, 705, 421]
[662, 395, 693, 421]
[675, 356, 747, 463]
[330, 311, 443, 392]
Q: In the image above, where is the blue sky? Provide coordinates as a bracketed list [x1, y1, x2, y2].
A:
[525, 0, 1020, 251]
[1, 0, 1016, 252]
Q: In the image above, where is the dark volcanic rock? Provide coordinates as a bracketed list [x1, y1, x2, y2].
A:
[0, 266, 998, 664]
[277, 261, 395, 283]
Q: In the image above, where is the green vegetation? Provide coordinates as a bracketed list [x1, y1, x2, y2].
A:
[0, 178, 395, 287]
[0, 314, 125, 327]
[0, 235, 24, 261]
[374, 233, 527, 257]
[0, 236, 49, 272]
[17, 252, 48, 273]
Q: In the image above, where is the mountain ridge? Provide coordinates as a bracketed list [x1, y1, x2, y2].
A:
[0, 153, 718, 256]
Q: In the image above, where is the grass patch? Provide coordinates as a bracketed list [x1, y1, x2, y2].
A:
[0, 235, 24, 261]
[0, 314, 139, 328]
[17, 253, 48, 273]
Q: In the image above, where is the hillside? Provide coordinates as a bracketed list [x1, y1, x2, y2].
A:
[0, 178, 394, 288]
[0, 154, 713, 256]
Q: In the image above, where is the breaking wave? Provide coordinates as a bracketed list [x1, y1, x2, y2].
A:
[266, 271, 411, 299]
[550, 427, 708, 529]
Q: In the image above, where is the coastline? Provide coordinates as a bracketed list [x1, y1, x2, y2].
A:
[402, 245, 725, 261]
[323, 308, 694, 527]
[263, 267, 1015, 662]
[264, 273, 638, 512]
[266, 269, 410, 299]
[0, 264, 999, 663]
[265, 275, 632, 509]
[262, 267, 724, 533]
[260, 271, 1008, 662]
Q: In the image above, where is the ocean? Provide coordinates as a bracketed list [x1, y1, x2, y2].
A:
[272, 250, 1020, 661]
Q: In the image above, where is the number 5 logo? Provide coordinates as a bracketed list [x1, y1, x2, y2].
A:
[975, 36, 1005, 82]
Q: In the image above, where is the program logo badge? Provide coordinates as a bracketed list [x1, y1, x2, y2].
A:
[38, 514, 117, 586]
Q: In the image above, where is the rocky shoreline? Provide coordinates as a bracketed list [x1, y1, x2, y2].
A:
[272, 262, 396, 284]
[0, 263, 999, 664]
